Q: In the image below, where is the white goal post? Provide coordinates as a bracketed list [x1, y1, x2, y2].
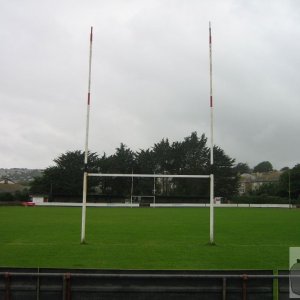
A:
[81, 24, 215, 245]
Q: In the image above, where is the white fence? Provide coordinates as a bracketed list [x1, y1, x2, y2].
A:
[36, 202, 291, 208]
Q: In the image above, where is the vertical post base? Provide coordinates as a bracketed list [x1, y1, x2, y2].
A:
[81, 172, 88, 244]
[209, 173, 214, 245]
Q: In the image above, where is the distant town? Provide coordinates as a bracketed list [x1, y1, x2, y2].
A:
[0, 168, 42, 184]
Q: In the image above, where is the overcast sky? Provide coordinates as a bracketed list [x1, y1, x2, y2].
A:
[0, 0, 299, 170]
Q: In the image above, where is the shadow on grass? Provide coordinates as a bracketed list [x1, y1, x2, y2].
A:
[204, 242, 217, 247]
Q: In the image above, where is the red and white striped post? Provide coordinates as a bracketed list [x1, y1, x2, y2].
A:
[209, 22, 215, 244]
[81, 27, 93, 244]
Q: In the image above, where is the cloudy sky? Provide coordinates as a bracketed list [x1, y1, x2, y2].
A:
[0, 0, 299, 170]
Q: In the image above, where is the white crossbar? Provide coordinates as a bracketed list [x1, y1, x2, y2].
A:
[88, 173, 210, 179]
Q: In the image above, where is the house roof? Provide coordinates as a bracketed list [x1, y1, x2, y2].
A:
[0, 183, 25, 193]
[0, 177, 15, 184]
[240, 171, 282, 183]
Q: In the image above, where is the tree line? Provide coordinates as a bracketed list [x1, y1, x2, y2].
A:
[30, 132, 239, 200]
[234, 161, 274, 174]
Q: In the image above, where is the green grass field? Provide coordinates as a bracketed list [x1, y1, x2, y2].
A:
[0, 206, 299, 271]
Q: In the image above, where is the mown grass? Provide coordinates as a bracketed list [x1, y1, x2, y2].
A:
[0, 206, 299, 270]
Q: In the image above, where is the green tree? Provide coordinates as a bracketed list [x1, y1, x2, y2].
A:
[97, 153, 112, 194]
[134, 149, 156, 195]
[30, 151, 99, 198]
[152, 138, 173, 173]
[253, 182, 279, 196]
[278, 164, 300, 199]
[150, 132, 238, 198]
[214, 146, 239, 198]
[171, 132, 209, 197]
[29, 132, 239, 201]
[253, 161, 273, 173]
[105, 143, 135, 196]
[280, 166, 289, 172]
[151, 138, 174, 195]
[234, 162, 251, 174]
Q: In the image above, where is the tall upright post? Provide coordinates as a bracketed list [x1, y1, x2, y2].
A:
[288, 169, 291, 209]
[81, 26, 93, 244]
[209, 22, 215, 244]
[153, 172, 156, 208]
[130, 169, 134, 208]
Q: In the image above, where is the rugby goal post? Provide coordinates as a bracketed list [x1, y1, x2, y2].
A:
[81, 24, 215, 245]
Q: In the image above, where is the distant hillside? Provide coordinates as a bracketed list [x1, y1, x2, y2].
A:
[0, 168, 43, 184]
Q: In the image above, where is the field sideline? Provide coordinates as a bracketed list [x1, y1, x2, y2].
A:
[0, 206, 299, 271]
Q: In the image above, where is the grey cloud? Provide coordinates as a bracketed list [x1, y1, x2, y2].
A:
[0, 0, 299, 169]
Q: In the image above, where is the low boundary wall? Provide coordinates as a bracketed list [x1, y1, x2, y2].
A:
[36, 202, 291, 208]
[0, 268, 275, 300]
